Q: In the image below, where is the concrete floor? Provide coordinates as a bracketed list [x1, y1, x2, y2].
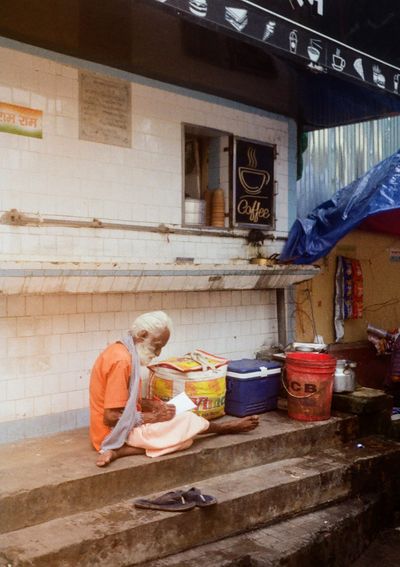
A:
[1, 411, 398, 566]
[0, 411, 351, 496]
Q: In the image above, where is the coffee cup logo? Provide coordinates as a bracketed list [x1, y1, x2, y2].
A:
[238, 146, 270, 195]
[332, 49, 346, 72]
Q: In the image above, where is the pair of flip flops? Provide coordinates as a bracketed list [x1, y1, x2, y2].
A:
[134, 487, 217, 512]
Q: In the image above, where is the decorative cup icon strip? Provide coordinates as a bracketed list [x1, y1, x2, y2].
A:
[373, 65, 386, 89]
[332, 49, 346, 72]
[238, 146, 270, 195]
[262, 21, 276, 41]
[189, 0, 207, 18]
[307, 39, 323, 71]
[225, 7, 248, 32]
[353, 58, 365, 81]
[289, 30, 298, 54]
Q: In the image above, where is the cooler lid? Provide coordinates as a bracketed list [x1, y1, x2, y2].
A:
[227, 359, 282, 374]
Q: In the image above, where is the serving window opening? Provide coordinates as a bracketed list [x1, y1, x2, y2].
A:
[183, 124, 232, 228]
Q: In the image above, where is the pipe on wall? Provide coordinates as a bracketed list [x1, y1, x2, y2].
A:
[0, 209, 287, 240]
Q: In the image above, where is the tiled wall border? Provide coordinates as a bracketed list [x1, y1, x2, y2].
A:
[0, 408, 89, 445]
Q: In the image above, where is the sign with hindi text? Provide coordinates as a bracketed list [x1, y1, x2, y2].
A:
[0, 102, 42, 138]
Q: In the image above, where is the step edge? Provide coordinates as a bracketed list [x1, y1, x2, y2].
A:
[1, 441, 399, 565]
[139, 493, 383, 567]
[0, 462, 353, 566]
[0, 416, 359, 535]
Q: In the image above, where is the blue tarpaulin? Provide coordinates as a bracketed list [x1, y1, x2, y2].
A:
[280, 149, 400, 264]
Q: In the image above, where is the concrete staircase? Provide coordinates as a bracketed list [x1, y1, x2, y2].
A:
[0, 410, 399, 566]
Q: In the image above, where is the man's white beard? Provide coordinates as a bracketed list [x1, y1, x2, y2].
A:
[136, 341, 156, 366]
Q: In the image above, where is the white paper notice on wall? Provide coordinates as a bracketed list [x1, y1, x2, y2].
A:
[389, 248, 400, 262]
[168, 392, 197, 415]
[79, 71, 132, 148]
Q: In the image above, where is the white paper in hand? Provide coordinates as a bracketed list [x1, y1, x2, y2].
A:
[169, 392, 197, 415]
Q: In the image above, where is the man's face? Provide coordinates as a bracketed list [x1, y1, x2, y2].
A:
[136, 327, 170, 366]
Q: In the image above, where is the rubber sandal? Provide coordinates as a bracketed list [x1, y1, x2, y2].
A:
[134, 491, 196, 512]
[182, 487, 218, 507]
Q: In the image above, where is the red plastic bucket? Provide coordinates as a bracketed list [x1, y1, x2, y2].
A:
[284, 352, 336, 421]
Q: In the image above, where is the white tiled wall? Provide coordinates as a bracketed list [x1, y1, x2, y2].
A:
[0, 45, 293, 265]
[0, 225, 284, 264]
[0, 43, 294, 440]
[0, 290, 278, 437]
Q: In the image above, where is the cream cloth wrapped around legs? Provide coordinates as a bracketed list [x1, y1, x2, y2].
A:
[127, 412, 209, 458]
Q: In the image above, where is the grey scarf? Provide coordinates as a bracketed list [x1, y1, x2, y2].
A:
[99, 335, 142, 454]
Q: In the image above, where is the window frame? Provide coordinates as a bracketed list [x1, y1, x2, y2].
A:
[181, 123, 233, 229]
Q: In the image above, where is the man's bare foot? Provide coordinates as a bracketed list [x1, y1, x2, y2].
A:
[96, 450, 117, 467]
[207, 415, 259, 435]
[95, 445, 145, 467]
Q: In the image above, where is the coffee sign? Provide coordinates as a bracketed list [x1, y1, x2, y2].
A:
[233, 138, 275, 228]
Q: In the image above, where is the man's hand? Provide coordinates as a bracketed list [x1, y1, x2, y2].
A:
[152, 403, 176, 423]
[142, 402, 176, 424]
[103, 408, 124, 427]
[141, 398, 164, 412]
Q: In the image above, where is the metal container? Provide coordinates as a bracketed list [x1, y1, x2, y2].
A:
[333, 359, 356, 393]
[184, 198, 206, 225]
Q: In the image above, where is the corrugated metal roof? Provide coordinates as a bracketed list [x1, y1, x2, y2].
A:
[297, 116, 400, 217]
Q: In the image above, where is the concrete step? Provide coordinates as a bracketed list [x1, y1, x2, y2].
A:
[353, 523, 400, 567]
[0, 436, 398, 567]
[141, 493, 384, 567]
[0, 411, 358, 534]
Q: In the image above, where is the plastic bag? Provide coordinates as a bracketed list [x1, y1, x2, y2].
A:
[148, 350, 228, 420]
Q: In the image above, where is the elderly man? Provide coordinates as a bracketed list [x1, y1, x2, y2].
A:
[90, 310, 259, 467]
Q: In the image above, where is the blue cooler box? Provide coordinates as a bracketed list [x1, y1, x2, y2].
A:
[225, 359, 282, 417]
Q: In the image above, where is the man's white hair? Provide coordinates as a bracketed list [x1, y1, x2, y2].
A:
[130, 310, 172, 338]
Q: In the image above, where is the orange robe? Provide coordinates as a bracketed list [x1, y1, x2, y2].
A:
[89, 342, 209, 455]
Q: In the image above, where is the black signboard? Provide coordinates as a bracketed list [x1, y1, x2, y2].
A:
[233, 138, 275, 228]
[154, 1, 400, 98]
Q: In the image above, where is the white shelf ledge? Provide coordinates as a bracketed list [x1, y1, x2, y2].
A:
[0, 261, 320, 294]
